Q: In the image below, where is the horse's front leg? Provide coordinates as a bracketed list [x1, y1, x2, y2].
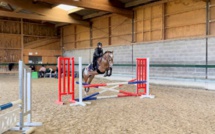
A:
[108, 67, 112, 76]
[104, 69, 109, 77]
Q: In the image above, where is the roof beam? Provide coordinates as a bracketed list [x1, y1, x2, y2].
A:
[7, 3, 13, 11]
[0, 6, 12, 11]
[38, 0, 133, 18]
[3, 0, 89, 26]
[83, 11, 109, 20]
[55, 23, 69, 27]
[14, 7, 22, 12]
[68, 7, 84, 14]
[0, 10, 84, 23]
[125, 0, 152, 8]
[108, 0, 125, 8]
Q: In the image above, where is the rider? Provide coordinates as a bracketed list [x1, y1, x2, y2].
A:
[93, 42, 103, 70]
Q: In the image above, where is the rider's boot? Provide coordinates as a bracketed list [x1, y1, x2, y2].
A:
[93, 62, 98, 71]
[92, 63, 96, 71]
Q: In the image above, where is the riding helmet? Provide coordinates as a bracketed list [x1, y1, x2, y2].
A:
[97, 42, 102, 47]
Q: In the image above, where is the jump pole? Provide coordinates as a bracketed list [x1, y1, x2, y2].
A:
[83, 80, 147, 88]
[75, 58, 154, 102]
[75, 85, 133, 101]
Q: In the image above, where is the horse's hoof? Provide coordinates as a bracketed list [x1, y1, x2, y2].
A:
[84, 92, 87, 96]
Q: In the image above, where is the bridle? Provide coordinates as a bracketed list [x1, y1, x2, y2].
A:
[100, 51, 113, 67]
[106, 53, 113, 66]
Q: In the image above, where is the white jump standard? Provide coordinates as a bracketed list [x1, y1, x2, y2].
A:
[70, 57, 91, 106]
[0, 61, 42, 134]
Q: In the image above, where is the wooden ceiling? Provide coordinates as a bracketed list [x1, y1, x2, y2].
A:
[0, 0, 177, 27]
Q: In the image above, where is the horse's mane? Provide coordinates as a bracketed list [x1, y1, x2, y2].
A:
[103, 51, 113, 55]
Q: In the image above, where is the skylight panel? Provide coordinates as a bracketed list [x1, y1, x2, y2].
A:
[57, 4, 77, 11]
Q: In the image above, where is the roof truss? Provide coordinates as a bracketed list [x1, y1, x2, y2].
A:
[37, 0, 133, 18]
[2, 0, 89, 26]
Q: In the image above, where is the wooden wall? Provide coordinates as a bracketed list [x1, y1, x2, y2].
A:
[63, 14, 132, 50]
[62, 25, 75, 49]
[76, 25, 90, 48]
[0, 33, 21, 63]
[110, 14, 132, 45]
[0, 18, 60, 66]
[134, 0, 206, 41]
[135, 5, 163, 42]
[23, 21, 60, 64]
[61, 0, 212, 50]
[0, 19, 21, 63]
[210, 0, 215, 35]
[165, 0, 205, 39]
[24, 38, 60, 50]
[63, 25, 90, 50]
[23, 49, 61, 64]
[92, 17, 109, 47]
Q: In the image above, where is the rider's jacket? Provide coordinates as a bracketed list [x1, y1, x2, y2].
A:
[93, 47, 103, 58]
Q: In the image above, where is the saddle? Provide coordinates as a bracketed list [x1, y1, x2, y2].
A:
[88, 63, 105, 74]
[88, 62, 98, 70]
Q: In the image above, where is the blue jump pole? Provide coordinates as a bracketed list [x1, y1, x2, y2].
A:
[0, 100, 21, 111]
[128, 80, 146, 84]
[0, 103, 13, 111]
[75, 92, 100, 101]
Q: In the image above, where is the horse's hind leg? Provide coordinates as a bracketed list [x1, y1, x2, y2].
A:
[82, 68, 89, 94]
[88, 75, 94, 85]
[86, 75, 94, 93]
[83, 75, 90, 94]
[83, 75, 92, 94]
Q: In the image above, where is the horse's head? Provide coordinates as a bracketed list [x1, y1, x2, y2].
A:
[103, 51, 114, 67]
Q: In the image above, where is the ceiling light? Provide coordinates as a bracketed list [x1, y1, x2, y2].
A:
[56, 4, 77, 11]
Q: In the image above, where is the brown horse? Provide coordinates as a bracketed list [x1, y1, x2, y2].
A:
[82, 51, 114, 93]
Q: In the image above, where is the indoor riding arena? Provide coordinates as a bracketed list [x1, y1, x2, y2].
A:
[1, 0, 215, 134]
